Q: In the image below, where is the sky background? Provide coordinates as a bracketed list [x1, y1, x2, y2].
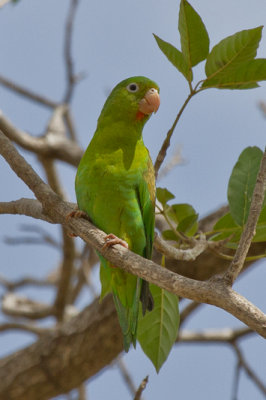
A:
[0, 0, 265, 399]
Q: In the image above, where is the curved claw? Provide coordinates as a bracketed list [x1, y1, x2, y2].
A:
[66, 209, 90, 237]
[66, 210, 90, 222]
[103, 234, 129, 250]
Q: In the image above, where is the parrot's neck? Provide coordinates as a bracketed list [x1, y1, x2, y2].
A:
[91, 119, 147, 170]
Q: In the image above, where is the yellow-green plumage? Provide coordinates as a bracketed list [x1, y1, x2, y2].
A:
[75, 76, 159, 351]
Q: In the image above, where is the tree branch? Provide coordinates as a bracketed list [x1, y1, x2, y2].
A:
[63, 0, 80, 103]
[233, 343, 266, 396]
[0, 198, 53, 223]
[154, 232, 209, 261]
[178, 327, 252, 343]
[0, 75, 58, 108]
[2, 293, 53, 320]
[0, 322, 54, 336]
[0, 296, 123, 400]
[1, 131, 265, 338]
[0, 110, 83, 166]
[154, 90, 195, 178]
[134, 376, 149, 400]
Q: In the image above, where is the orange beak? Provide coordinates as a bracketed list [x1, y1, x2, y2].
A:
[138, 88, 160, 115]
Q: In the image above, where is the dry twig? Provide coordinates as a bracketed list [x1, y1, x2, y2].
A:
[134, 376, 148, 400]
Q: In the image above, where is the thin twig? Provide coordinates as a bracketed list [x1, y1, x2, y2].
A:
[2, 293, 53, 320]
[0, 75, 58, 108]
[4, 223, 61, 249]
[39, 132, 76, 322]
[0, 275, 57, 291]
[134, 376, 148, 400]
[64, 0, 80, 103]
[154, 90, 196, 178]
[232, 343, 266, 396]
[154, 232, 208, 261]
[53, 229, 76, 321]
[223, 147, 266, 286]
[231, 358, 241, 400]
[179, 301, 201, 326]
[0, 322, 55, 336]
[116, 358, 136, 396]
[178, 327, 253, 343]
[64, 106, 78, 141]
[157, 144, 184, 180]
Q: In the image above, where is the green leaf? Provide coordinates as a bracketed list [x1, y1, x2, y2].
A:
[153, 34, 191, 81]
[228, 146, 263, 226]
[178, 0, 210, 68]
[203, 26, 263, 89]
[212, 213, 242, 242]
[171, 203, 197, 222]
[164, 203, 198, 236]
[203, 59, 266, 89]
[162, 229, 178, 241]
[212, 207, 266, 243]
[138, 284, 179, 372]
[177, 213, 198, 236]
[156, 187, 175, 207]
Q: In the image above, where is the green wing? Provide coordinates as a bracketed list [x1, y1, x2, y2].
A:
[137, 157, 156, 314]
[138, 156, 156, 259]
[98, 157, 155, 351]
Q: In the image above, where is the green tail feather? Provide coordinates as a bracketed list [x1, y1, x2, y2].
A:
[99, 255, 153, 352]
[112, 277, 141, 352]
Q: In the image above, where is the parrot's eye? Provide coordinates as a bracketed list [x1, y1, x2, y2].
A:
[126, 83, 139, 92]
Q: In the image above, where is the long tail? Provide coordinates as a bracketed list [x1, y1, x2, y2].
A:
[112, 277, 141, 352]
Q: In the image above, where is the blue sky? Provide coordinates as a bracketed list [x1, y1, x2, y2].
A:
[0, 0, 265, 399]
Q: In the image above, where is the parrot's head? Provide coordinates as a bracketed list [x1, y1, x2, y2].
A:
[98, 76, 160, 127]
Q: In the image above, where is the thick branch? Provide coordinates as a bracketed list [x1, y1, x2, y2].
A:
[0, 296, 123, 400]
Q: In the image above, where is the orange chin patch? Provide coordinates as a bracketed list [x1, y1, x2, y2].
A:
[136, 110, 146, 121]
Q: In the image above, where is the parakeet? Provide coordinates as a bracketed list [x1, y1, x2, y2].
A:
[75, 76, 160, 351]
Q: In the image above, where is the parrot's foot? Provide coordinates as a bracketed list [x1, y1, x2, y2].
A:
[66, 209, 90, 222]
[66, 209, 90, 237]
[103, 234, 129, 250]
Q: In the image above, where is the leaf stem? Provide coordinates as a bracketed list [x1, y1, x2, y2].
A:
[154, 86, 200, 179]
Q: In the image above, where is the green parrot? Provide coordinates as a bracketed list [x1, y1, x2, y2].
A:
[75, 76, 160, 351]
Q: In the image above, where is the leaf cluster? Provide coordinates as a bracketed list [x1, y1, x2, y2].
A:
[146, 1, 266, 371]
[154, 0, 266, 91]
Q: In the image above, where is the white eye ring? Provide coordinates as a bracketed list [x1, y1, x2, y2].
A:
[126, 83, 139, 92]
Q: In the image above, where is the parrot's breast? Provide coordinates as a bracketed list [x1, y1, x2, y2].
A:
[75, 140, 153, 256]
